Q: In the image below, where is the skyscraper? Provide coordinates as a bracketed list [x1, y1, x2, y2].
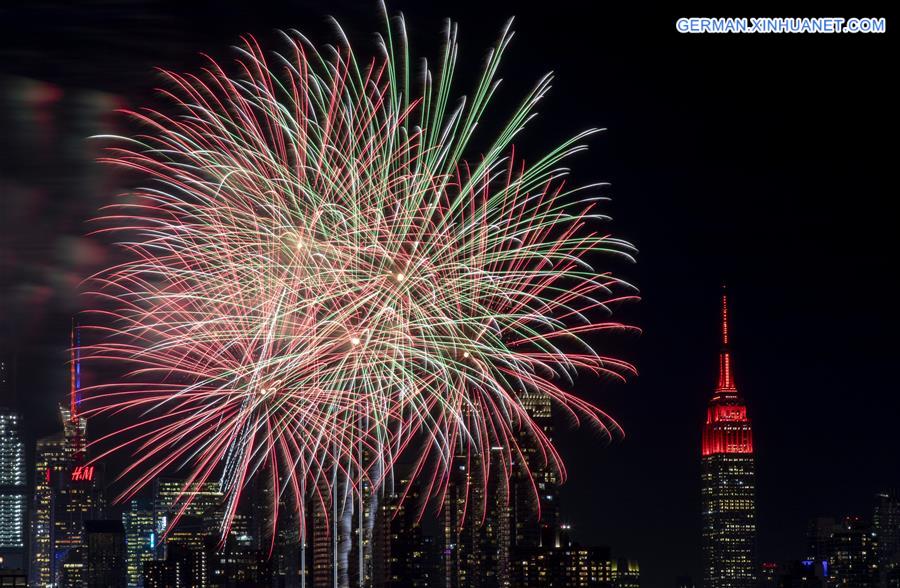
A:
[29, 327, 104, 587]
[29, 405, 104, 587]
[373, 478, 437, 587]
[830, 516, 879, 587]
[206, 534, 273, 587]
[0, 357, 26, 570]
[30, 431, 68, 586]
[310, 476, 335, 588]
[152, 477, 223, 558]
[123, 499, 155, 588]
[0, 412, 26, 570]
[874, 491, 900, 588]
[442, 446, 516, 588]
[701, 290, 757, 588]
[83, 520, 127, 588]
[515, 390, 559, 551]
[441, 389, 561, 588]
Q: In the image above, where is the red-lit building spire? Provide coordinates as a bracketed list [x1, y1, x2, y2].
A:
[701, 288, 757, 587]
[702, 287, 753, 456]
[716, 287, 736, 392]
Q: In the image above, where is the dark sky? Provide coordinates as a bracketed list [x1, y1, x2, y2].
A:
[0, 1, 896, 586]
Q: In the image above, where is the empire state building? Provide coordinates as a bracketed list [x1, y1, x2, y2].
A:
[701, 290, 757, 588]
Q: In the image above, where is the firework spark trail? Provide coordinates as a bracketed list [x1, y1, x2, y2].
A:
[80, 8, 638, 543]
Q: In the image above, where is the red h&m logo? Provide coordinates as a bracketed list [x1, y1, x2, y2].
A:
[71, 465, 95, 482]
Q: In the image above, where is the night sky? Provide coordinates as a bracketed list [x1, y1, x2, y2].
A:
[1, 1, 896, 586]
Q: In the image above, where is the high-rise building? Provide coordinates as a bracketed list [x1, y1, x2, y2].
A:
[158, 540, 208, 587]
[0, 406, 27, 570]
[373, 478, 437, 587]
[55, 406, 104, 577]
[0, 356, 26, 571]
[701, 289, 757, 588]
[442, 456, 473, 588]
[348, 466, 377, 588]
[875, 491, 900, 588]
[124, 499, 155, 588]
[55, 447, 104, 574]
[442, 447, 514, 588]
[514, 390, 559, 550]
[310, 475, 335, 588]
[83, 519, 127, 588]
[30, 322, 106, 586]
[29, 405, 103, 587]
[59, 549, 83, 588]
[207, 534, 273, 587]
[303, 468, 441, 588]
[441, 389, 561, 588]
[153, 477, 223, 557]
[142, 559, 180, 588]
[306, 467, 378, 588]
[254, 472, 304, 588]
[830, 516, 879, 587]
[30, 431, 68, 586]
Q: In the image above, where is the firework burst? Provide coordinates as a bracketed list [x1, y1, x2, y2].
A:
[81, 8, 637, 544]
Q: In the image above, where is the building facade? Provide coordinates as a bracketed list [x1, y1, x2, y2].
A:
[29, 324, 106, 586]
[830, 516, 879, 587]
[83, 520, 127, 588]
[152, 477, 223, 559]
[0, 357, 27, 571]
[514, 389, 560, 551]
[701, 291, 757, 588]
[124, 500, 155, 588]
[29, 405, 103, 587]
[0, 407, 27, 570]
[373, 478, 437, 587]
[875, 491, 900, 588]
[441, 390, 560, 588]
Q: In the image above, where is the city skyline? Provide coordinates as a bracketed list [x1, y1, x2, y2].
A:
[1, 1, 896, 586]
[3, 295, 898, 587]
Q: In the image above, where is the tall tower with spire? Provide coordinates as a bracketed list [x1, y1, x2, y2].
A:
[63, 318, 87, 463]
[701, 288, 757, 588]
[29, 318, 102, 586]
